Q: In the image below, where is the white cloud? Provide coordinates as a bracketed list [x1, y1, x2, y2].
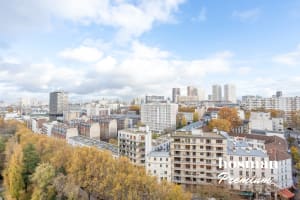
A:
[273, 44, 300, 66]
[193, 7, 207, 22]
[59, 46, 103, 62]
[0, 0, 185, 40]
[0, 40, 234, 101]
[237, 66, 252, 75]
[232, 8, 261, 22]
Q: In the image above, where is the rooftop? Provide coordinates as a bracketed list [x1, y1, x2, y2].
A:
[178, 121, 204, 131]
[172, 130, 225, 139]
[68, 135, 119, 155]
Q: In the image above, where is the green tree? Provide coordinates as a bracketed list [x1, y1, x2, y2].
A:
[31, 163, 56, 200]
[0, 136, 5, 152]
[22, 143, 40, 192]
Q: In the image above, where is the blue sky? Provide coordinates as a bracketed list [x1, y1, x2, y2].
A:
[0, 0, 300, 102]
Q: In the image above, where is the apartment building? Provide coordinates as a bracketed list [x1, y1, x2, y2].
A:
[118, 126, 152, 166]
[141, 103, 178, 132]
[250, 112, 284, 132]
[170, 130, 227, 186]
[146, 151, 172, 182]
[229, 133, 293, 191]
[224, 84, 236, 103]
[222, 133, 271, 192]
[212, 85, 222, 101]
[242, 95, 300, 124]
[49, 91, 68, 121]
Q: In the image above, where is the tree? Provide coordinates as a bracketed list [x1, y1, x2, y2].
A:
[245, 111, 251, 120]
[208, 119, 231, 132]
[0, 136, 5, 152]
[4, 145, 24, 200]
[108, 138, 118, 145]
[291, 111, 300, 130]
[218, 107, 241, 129]
[179, 106, 195, 113]
[128, 105, 140, 115]
[193, 112, 199, 122]
[181, 116, 187, 127]
[269, 109, 284, 118]
[31, 163, 56, 200]
[22, 143, 40, 192]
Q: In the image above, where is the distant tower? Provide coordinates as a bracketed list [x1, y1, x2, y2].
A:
[172, 88, 181, 103]
[187, 86, 198, 96]
[276, 91, 283, 98]
[224, 84, 237, 103]
[212, 85, 222, 101]
[49, 91, 68, 121]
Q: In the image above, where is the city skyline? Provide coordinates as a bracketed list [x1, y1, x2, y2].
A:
[1, 0, 300, 102]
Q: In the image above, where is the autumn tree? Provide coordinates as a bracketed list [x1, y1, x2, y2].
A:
[179, 106, 195, 113]
[128, 105, 140, 115]
[31, 163, 56, 200]
[193, 112, 199, 122]
[208, 119, 231, 132]
[245, 111, 251, 120]
[4, 145, 24, 200]
[218, 107, 241, 129]
[176, 114, 187, 129]
[181, 116, 187, 127]
[291, 111, 300, 130]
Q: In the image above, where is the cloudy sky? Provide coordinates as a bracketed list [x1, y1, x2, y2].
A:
[1, 0, 300, 102]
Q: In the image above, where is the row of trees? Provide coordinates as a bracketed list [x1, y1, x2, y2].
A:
[2, 123, 191, 200]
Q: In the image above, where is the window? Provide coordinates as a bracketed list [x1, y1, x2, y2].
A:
[239, 171, 243, 176]
[230, 156, 233, 161]
[239, 157, 242, 161]
[216, 140, 223, 144]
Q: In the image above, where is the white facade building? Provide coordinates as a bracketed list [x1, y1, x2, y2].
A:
[118, 126, 152, 166]
[212, 85, 222, 101]
[250, 112, 284, 132]
[141, 103, 178, 132]
[146, 151, 172, 182]
[224, 84, 236, 103]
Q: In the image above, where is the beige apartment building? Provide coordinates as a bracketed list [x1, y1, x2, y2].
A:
[118, 126, 152, 166]
[170, 130, 227, 186]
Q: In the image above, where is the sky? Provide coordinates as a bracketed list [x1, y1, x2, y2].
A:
[1, 0, 300, 103]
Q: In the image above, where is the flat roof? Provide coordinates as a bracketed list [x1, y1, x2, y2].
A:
[68, 136, 119, 155]
[172, 130, 225, 139]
